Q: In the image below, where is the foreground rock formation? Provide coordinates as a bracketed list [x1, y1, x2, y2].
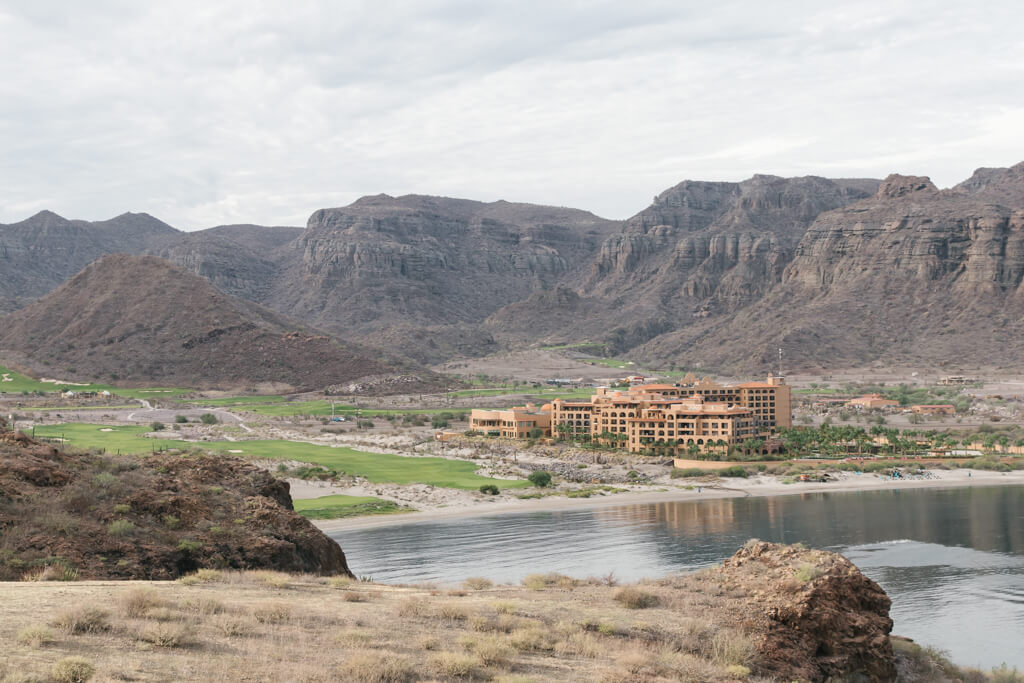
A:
[0, 420, 354, 580]
[709, 541, 896, 681]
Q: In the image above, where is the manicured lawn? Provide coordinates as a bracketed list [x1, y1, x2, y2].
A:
[0, 364, 190, 399]
[292, 495, 412, 520]
[176, 395, 290, 407]
[32, 423, 529, 490]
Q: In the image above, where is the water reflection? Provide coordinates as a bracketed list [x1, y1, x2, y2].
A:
[332, 485, 1024, 668]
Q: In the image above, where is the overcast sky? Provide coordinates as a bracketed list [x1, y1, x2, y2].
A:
[1, 1, 1022, 229]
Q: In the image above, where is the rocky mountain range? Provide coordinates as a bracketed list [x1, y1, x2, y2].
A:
[2, 160, 1022, 378]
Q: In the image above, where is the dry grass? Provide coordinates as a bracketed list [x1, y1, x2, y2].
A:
[50, 606, 110, 635]
[2, 571, 950, 683]
[119, 587, 165, 617]
[462, 576, 494, 591]
[252, 601, 292, 624]
[50, 657, 96, 683]
[337, 651, 415, 683]
[613, 587, 660, 609]
[16, 624, 55, 648]
[136, 623, 192, 648]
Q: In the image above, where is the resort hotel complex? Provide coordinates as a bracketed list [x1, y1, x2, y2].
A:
[469, 376, 792, 454]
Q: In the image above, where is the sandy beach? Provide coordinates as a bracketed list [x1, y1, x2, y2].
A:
[310, 467, 1024, 533]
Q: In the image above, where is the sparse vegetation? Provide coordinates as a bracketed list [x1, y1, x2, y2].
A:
[527, 470, 552, 487]
[613, 587, 660, 609]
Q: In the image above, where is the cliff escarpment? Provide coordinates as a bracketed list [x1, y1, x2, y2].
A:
[261, 194, 619, 361]
[634, 163, 1024, 372]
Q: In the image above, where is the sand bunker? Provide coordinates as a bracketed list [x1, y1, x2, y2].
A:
[99, 428, 115, 432]
[228, 449, 244, 453]
[1, 374, 12, 382]
[40, 378, 91, 386]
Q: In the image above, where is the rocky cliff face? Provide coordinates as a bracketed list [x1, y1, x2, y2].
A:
[634, 162, 1024, 372]
[264, 194, 618, 360]
[487, 175, 878, 349]
[146, 224, 301, 303]
[0, 211, 179, 314]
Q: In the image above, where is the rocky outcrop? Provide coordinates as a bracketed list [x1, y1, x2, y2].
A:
[0, 421, 354, 579]
[700, 541, 896, 682]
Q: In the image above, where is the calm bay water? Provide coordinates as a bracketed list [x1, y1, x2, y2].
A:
[331, 485, 1024, 669]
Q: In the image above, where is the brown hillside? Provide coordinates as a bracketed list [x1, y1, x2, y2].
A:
[0, 420, 353, 580]
[0, 254, 403, 391]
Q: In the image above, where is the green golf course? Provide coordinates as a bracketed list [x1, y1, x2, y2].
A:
[32, 423, 529, 490]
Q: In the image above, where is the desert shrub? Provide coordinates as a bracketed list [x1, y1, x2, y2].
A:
[508, 626, 555, 652]
[991, 664, 1024, 682]
[119, 587, 163, 617]
[492, 601, 517, 614]
[342, 591, 367, 602]
[527, 470, 552, 487]
[174, 415, 188, 423]
[522, 572, 576, 590]
[112, 503, 131, 514]
[254, 570, 290, 588]
[16, 624, 55, 648]
[396, 597, 431, 618]
[51, 606, 110, 634]
[671, 468, 710, 478]
[478, 484, 499, 495]
[553, 631, 602, 658]
[51, 657, 96, 683]
[200, 413, 219, 424]
[428, 652, 477, 679]
[613, 587, 660, 609]
[794, 563, 824, 582]
[212, 614, 254, 637]
[150, 421, 165, 431]
[462, 635, 515, 667]
[92, 472, 118, 488]
[176, 539, 203, 554]
[253, 602, 292, 624]
[463, 576, 493, 590]
[138, 623, 192, 648]
[338, 651, 415, 683]
[328, 575, 353, 588]
[719, 465, 749, 478]
[107, 519, 135, 537]
[710, 629, 758, 667]
[182, 596, 224, 615]
[162, 514, 181, 529]
[436, 602, 469, 622]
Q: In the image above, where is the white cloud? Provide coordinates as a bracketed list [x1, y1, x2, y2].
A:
[0, 0, 1022, 229]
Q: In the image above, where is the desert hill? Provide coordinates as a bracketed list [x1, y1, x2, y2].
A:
[0, 254, 411, 391]
[0, 420, 353, 579]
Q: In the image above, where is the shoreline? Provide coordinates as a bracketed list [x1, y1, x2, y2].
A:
[312, 468, 1024, 534]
